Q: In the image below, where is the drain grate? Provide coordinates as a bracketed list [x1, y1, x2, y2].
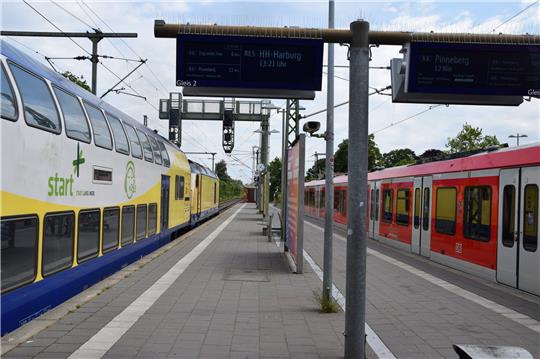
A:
[223, 269, 270, 282]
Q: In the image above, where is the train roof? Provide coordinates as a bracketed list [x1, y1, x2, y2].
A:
[188, 160, 218, 179]
[305, 143, 539, 187]
[0, 40, 180, 152]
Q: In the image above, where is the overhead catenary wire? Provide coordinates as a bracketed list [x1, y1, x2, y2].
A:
[49, 0, 98, 32]
[492, 0, 539, 33]
[372, 104, 446, 134]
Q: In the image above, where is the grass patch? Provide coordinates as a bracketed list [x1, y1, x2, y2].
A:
[312, 289, 340, 313]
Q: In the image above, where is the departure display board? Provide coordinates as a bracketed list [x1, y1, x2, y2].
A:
[176, 35, 323, 91]
[407, 42, 540, 96]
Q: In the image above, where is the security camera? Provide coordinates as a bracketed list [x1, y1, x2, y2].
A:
[303, 121, 321, 135]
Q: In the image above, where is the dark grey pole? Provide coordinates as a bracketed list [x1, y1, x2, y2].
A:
[345, 20, 369, 359]
[281, 108, 288, 243]
[90, 37, 101, 95]
[261, 116, 269, 217]
[323, 0, 335, 305]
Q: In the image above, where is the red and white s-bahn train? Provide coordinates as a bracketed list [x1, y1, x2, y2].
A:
[304, 144, 539, 296]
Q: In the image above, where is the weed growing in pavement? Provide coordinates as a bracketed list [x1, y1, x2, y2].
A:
[312, 289, 340, 313]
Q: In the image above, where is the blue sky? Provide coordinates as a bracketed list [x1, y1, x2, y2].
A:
[2, 1, 539, 182]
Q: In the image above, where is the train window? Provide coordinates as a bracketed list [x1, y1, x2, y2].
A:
[414, 188, 421, 229]
[137, 130, 154, 162]
[422, 188, 430, 231]
[148, 203, 157, 236]
[396, 189, 410, 226]
[84, 103, 112, 150]
[382, 189, 393, 223]
[123, 124, 143, 159]
[340, 191, 347, 214]
[106, 113, 130, 155]
[53, 87, 91, 143]
[321, 189, 325, 209]
[158, 141, 170, 167]
[1, 216, 38, 293]
[148, 136, 162, 165]
[523, 184, 538, 252]
[136, 205, 147, 240]
[370, 189, 375, 220]
[42, 212, 74, 276]
[502, 186, 516, 248]
[214, 182, 217, 204]
[375, 189, 379, 221]
[1, 63, 18, 121]
[463, 186, 491, 242]
[175, 176, 185, 200]
[333, 189, 339, 210]
[9, 62, 60, 133]
[78, 209, 100, 262]
[121, 206, 135, 246]
[435, 187, 456, 235]
[102, 207, 119, 253]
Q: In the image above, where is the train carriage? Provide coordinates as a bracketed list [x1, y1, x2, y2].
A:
[305, 144, 540, 296]
[0, 40, 219, 335]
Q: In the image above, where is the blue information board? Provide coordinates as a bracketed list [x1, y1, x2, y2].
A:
[407, 42, 540, 96]
[176, 35, 323, 91]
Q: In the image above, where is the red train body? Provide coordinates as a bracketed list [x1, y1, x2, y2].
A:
[304, 144, 540, 296]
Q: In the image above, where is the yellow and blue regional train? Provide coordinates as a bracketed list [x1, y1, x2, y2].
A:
[0, 40, 219, 335]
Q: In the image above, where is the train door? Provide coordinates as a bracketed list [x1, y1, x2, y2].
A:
[411, 176, 432, 257]
[369, 181, 380, 240]
[197, 175, 202, 216]
[161, 175, 170, 231]
[498, 167, 540, 295]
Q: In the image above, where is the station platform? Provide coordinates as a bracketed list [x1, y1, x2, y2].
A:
[2, 203, 539, 359]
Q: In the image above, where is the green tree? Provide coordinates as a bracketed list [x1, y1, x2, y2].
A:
[268, 157, 282, 201]
[306, 158, 326, 181]
[334, 139, 348, 174]
[62, 71, 91, 92]
[446, 123, 500, 154]
[333, 134, 382, 174]
[418, 148, 447, 163]
[215, 160, 230, 180]
[381, 148, 417, 168]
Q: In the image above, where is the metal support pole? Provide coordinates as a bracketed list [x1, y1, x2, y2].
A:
[281, 109, 288, 244]
[90, 37, 101, 95]
[294, 100, 300, 138]
[323, 0, 335, 305]
[261, 116, 269, 218]
[345, 20, 369, 359]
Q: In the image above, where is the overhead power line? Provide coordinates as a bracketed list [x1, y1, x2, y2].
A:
[492, 0, 539, 33]
[372, 104, 447, 134]
[50, 0, 97, 31]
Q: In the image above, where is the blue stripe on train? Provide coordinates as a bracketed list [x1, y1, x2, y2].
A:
[1, 223, 187, 336]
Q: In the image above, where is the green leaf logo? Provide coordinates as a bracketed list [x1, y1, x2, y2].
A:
[72, 143, 85, 177]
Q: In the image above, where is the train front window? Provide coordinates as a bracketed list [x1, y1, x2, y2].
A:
[396, 189, 410, 226]
[123, 124, 143, 159]
[523, 184, 538, 252]
[382, 189, 393, 223]
[53, 87, 91, 143]
[435, 187, 456, 235]
[1, 64, 17, 121]
[106, 113, 130, 155]
[502, 185, 516, 248]
[1, 216, 38, 293]
[375, 189, 380, 221]
[78, 209, 100, 262]
[84, 103, 112, 150]
[9, 63, 60, 133]
[42, 212, 74, 276]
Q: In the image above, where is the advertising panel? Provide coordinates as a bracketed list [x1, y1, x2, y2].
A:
[286, 134, 305, 273]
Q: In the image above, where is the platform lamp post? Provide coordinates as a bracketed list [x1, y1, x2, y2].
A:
[255, 126, 279, 218]
[509, 133, 528, 146]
